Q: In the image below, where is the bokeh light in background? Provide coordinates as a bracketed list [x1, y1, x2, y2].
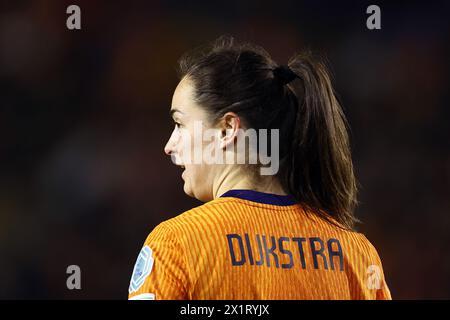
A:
[0, 0, 448, 299]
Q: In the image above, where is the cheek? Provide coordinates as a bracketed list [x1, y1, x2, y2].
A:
[191, 165, 215, 201]
[176, 131, 190, 155]
[192, 165, 214, 186]
[186, 163, 204, 178]
[181, 129, 205, 163]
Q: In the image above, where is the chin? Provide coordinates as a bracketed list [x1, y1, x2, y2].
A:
[183, 182, 193, 197]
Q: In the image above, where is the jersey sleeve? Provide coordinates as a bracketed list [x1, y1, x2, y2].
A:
[374, 255, 392, 300]
[128, 222, 189, 300]
[360, 234, 392, 300]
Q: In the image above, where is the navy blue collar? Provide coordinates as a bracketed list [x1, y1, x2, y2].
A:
[220, 189, 297, 206]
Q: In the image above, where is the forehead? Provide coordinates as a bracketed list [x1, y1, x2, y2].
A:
[170, 77, 204, 118]
[172, 77, 193, 109]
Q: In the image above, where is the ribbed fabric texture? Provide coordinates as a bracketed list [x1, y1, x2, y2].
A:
[128, 195, 391, 300]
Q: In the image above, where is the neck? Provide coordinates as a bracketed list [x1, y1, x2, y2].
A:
[212, 166, 287, 199]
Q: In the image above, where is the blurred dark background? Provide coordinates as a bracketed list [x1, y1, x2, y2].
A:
[0, 0, 449, 299]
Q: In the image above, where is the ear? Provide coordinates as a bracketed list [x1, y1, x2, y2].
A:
[217, 112, 241, 149]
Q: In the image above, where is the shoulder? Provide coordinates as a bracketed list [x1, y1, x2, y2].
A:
[162, 197, 236, 228]
[337, 229, 385, 265]
[355, 232, 385, 261]
[149, 197, 238, 240]
[352, 232, 391, 299]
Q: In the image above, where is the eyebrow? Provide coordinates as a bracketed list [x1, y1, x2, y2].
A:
[170, 108, 184, 117]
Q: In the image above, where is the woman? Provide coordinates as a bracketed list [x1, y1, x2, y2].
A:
[128, 36, 391, 300]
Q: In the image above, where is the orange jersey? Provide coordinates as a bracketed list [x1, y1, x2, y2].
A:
[128, 190, 391, 300]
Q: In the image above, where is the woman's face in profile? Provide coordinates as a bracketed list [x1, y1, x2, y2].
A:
[164, 77, 219, 202]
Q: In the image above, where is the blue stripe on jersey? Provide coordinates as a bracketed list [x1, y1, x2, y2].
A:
[220, 189, 297, 206]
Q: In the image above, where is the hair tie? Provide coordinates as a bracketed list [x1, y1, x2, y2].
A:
[273, 65, 299, 85]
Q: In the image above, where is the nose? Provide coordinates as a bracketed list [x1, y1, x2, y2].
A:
[164, 139, 173, 156]
[164, 131, 176, 156]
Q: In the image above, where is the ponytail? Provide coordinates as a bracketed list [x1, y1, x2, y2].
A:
[279, 52, 358, 229]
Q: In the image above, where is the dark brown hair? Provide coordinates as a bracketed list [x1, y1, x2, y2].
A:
[178, 36, 358, 229]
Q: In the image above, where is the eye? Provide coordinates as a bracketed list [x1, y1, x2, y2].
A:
[174, 121, 182, 129]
